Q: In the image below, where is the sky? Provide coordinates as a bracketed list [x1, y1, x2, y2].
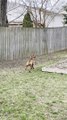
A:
[8, 0, 67, 4]
[8, 0, 67, 12]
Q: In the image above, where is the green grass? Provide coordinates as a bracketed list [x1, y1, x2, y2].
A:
[0, 51, 67, 120]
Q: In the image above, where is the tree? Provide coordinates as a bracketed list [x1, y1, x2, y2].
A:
[10, 0, 63, 28]
[21, 0, 47, 28]
[23, 12, 33, 27]
[63, 5, 67, 24]
[0, 0, 8, 26]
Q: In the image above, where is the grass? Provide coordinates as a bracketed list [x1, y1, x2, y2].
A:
[0, 51, 67, 120]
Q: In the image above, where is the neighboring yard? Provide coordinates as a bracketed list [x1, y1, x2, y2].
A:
[0, 50, 67, 120]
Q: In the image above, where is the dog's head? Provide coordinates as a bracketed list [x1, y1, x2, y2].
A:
[30, 54, 36, 65]
[30, 54, 36, 59]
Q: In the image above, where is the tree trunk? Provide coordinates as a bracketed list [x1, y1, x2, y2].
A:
[0, 0, 8, 26]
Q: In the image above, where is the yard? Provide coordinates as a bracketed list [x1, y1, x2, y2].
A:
[0, 50, 67, 120]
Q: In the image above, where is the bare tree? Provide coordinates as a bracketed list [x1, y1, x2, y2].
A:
[20, 0, 48, 28]
[7, 0, 67, 28]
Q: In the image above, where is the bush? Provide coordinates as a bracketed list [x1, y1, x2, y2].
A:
[23, 12, 33, 27]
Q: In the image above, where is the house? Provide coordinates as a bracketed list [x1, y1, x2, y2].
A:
[45, 11, 64, 27]
[7, 1, 65, 28]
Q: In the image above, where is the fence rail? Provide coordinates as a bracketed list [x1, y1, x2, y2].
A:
[0, 27, 67, 60]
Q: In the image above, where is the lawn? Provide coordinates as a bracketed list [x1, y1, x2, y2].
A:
[0, 51, 67, 120]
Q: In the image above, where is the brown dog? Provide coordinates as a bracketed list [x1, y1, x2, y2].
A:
[25, 54, 36, 72]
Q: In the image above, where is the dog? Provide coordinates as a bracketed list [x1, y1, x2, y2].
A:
[25, 54, 36, 72]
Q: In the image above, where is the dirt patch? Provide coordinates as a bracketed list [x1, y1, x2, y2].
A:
[0, 50, 67, 70]
[0, 54, 49, 69]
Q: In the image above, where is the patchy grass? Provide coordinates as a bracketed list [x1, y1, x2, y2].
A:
[0, 51, 67, 120]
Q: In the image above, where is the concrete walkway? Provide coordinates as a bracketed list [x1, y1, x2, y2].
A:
[42, 59, 67, 74]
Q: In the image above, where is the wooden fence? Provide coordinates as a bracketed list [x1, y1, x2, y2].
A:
[0, 27, 67, 60]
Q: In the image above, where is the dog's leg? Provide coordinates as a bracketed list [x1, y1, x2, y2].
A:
[25, 65, 28, 70]
[31, 63, 34, 69]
